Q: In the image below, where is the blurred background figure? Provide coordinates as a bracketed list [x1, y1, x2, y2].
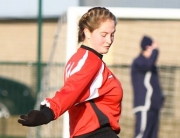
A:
[130, 35, 165, 138]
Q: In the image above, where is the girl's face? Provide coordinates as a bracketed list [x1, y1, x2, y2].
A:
[85, 19, 116, 54]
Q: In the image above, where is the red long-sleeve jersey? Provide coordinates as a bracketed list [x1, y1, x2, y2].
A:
[41, 45, 123, 137]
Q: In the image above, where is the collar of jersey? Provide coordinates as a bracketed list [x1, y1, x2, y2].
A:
[81, 45, 103, 59]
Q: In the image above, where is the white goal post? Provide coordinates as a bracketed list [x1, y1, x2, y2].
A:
[63, 6, 180, 138]
[66, 6, 180, 60]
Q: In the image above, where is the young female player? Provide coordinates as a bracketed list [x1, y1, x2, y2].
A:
[18, 7, 123, 138]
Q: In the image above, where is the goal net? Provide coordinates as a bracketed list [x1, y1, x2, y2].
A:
[27, 7, 180, 138]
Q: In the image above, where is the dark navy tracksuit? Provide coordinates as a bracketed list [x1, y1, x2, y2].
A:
[131, 49, 164, 138]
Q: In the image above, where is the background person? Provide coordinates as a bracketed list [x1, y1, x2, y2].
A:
[18, 7, 123, 138]
[131, 35, 164, 138]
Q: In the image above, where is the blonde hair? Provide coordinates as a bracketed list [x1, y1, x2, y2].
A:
[78, 7, 117, 43]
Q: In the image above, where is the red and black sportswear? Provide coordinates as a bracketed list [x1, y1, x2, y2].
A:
[41, 45, 123, 137]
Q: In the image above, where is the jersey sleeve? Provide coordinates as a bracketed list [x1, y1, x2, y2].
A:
[41, 52, 102, 119]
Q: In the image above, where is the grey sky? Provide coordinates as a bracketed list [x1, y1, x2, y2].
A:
[1, 0, 180, 19]
[0, 0, 79, 19]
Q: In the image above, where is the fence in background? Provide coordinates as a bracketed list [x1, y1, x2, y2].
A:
[0, 62, 180, 138]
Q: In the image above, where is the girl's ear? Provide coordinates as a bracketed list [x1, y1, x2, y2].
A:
[84, 28, 91, 39]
